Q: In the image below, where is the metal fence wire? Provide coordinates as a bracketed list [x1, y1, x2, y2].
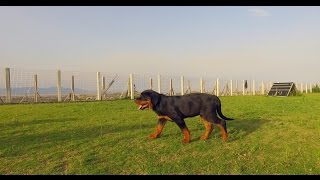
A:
[0, 68, 317, 104]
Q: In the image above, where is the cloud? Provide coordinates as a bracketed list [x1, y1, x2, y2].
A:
[248, 8, 270, 17]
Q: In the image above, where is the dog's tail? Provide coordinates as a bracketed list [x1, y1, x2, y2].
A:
[217, 104, 234, 120]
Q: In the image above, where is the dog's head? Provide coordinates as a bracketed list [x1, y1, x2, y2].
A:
[134, 90, 161, 110]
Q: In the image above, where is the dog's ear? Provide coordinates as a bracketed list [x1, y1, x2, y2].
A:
[150, 92, 160, 107]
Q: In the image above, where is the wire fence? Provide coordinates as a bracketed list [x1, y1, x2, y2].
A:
[0, 67, 318, 104]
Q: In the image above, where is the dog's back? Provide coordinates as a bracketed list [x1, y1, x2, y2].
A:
[157, 93, 232, 120]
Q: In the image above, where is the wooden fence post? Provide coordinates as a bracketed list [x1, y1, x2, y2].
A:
[252, 80, 255, 95]
[242, 80, 245, 96]
[157, 75, 161, 93]
[130, 73, 134, 100]
[200, 77, 203, 93]
[96, 72, 101, 100]
[305, 83, 308, 94]
[181, 76, 184, 96]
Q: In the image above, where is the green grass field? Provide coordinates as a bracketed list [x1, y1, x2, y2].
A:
[0, 94, 320, 175]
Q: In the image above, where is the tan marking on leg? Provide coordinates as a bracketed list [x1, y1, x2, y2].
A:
[182, 128, 190, 143]
[157, 115, 173, 121]
[200, 117, 213, 140]
[217, 124, 228, 142]
[149, 121, 166, 139]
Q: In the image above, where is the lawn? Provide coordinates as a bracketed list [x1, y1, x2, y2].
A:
[0, 94, 319, 174]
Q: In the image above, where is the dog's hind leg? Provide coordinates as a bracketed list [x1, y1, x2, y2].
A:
[216, 120, 228, 142]
[203, 111, 228, 142]
[200, 116, 213, 140]
[149, 119, 167, 139]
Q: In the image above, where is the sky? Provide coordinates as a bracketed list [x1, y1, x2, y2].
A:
[1, 6, 320, 82]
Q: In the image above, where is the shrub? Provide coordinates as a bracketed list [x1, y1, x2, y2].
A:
[312, 84, 320, 93]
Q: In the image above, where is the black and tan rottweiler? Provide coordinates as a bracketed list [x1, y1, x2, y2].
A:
[134, 90, 233, 143]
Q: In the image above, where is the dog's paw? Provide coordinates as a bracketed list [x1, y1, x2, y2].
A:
[200, 135, 208, 141]
[182, 138, 190, 144]
[149, 134, 158, 139]
[222, 134, 228, 142]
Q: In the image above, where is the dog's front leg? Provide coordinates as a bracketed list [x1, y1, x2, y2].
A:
[175, 120, 190, 143]
[149, 119, 167, 139]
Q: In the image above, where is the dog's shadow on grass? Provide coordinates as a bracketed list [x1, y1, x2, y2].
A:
[223, 118, 267, 142]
